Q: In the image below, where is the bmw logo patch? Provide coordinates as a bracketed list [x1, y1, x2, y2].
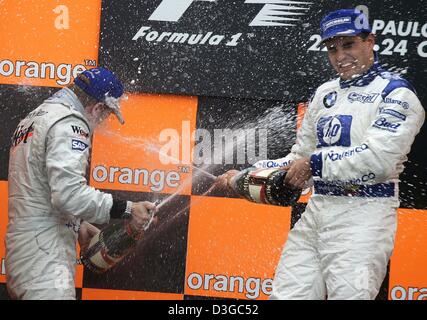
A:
[323, 91, 337, 108]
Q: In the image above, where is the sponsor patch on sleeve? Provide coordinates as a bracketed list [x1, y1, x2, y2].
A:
[71, 125, 90, 138]
[372, 117, 401, 132]
[379, 108, 407, 121]
[71, 139, 89, 151]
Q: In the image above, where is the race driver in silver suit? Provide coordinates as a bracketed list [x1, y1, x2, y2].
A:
[6, 67, 156, 300]
[214, 9, 425, 299]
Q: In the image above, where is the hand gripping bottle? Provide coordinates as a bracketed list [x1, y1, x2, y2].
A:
[229, 167, 302, 206]
[80, 203, 157, 273]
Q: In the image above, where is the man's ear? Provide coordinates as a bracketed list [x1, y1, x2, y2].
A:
[89, 102, 105, 117]
[366, 33, 376, 50]
[93, 102, 105, 112]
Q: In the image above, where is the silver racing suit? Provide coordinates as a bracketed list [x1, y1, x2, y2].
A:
[6, 88, 113, 299]
[254, 65, 425, 299]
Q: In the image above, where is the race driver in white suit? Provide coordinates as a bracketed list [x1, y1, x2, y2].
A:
[213, 9, 425, 299]
[6, 67, 156, 300]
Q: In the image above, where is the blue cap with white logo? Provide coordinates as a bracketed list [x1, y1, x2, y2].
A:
[74, 67, 125, 124]
[320, 9, 372, 42]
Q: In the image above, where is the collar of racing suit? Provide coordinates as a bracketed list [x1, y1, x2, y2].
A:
[44, 87, 86, 116]
[339, 52, 383, 89]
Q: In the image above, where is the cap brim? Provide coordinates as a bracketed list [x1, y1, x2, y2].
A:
[322, 31, 357, 42]
[322, 29, 371, 42]
[113, 109, 125, 125]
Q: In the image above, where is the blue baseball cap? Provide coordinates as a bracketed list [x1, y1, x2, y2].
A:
[74, 67, 125, 124]
[320, 9, 372, 42]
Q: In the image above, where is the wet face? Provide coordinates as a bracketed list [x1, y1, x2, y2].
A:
[84, 102, 113, 128]
[324, 34, 375, 80]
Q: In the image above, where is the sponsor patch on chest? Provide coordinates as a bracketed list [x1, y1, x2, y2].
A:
[316, 115, 353, 147]
[71, 139, 89, 151]
[348, 92, 380, 104]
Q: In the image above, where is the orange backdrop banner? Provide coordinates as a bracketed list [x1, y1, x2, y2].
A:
[0, 0, 100, 87]
[90, 94, 198, 195]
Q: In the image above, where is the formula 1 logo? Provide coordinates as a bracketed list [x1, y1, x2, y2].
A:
[134, 0, 313, 48]
[149, 0, 215, 22]
[148, 0, 313, 27]
[245, 0, 313, 27]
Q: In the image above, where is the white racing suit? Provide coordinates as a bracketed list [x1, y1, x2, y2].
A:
[254, 64, 425, 299]
[6, 88, 113, 299]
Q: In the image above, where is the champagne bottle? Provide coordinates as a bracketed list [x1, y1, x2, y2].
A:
[80, 206, 156, 274]
[230, 167, 302, 207]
